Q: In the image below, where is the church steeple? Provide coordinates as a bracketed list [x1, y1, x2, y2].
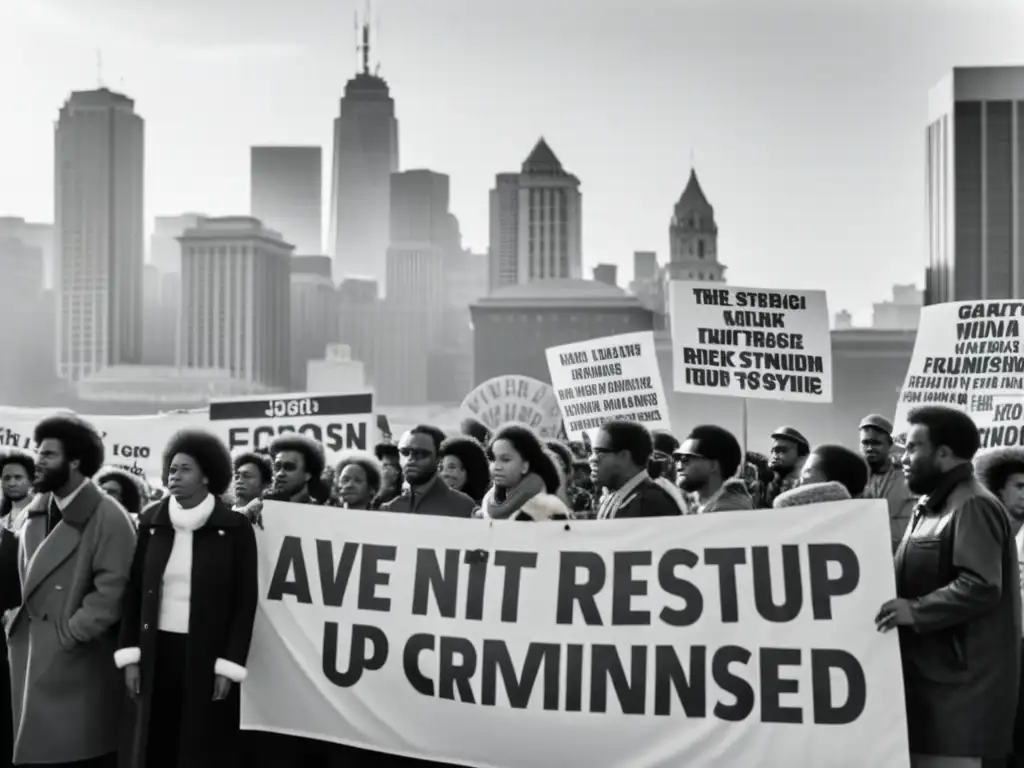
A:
[667, 166, 725, 283]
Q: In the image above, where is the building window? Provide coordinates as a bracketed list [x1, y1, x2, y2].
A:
[698, 240, 705, 260]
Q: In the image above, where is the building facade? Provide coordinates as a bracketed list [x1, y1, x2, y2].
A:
[471, 280, 655, 383]
[336, 277, 381, 384]
[328, 25, 399, 290]
[290, 255, 338, 390]
[667, 168, 724, 282]
[0, 218, 53, 288]
[927, 66, 1024, 303]
[488, 139, 582, 292]
[177, 217, 293, 388]
[250, 146, 323, 256]
[55, 88, 145, 382]
[150, 213, 206, 275]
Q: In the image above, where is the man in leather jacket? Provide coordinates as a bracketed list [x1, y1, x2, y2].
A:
[876, 405, 1020, 766]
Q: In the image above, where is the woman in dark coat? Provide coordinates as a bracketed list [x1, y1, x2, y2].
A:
[114, 428, 258, 768]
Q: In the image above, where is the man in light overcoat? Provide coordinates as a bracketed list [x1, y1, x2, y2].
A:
[1, 414, 136, 767]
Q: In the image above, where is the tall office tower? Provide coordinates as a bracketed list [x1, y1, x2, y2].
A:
[290, 256, 338, 389]
[328, 17, 399, 290]
[487, 138, 582, 292]
[667, 168, 725, 282]
[177, 217, 293, 388]
[336, 277, 380, 382]
[250, 147, 323, 256]
[54, 88, 144, 382]
[379, 170, 454, 404]
[141, 263, 176, 365]
[633, 251, 658, 282]
[926, 66, 1024, 303]
[150, 213, 206, 274]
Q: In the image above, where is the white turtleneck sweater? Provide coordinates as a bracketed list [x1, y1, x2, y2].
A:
[159, 493, 215, 634]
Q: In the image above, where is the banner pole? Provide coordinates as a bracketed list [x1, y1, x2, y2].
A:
[741, 398, 749, 459]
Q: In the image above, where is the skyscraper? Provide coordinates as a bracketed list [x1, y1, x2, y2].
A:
[926, 66, 1024, 303]
[488, 138, 582, 292]
[150, 213, 206, 275]
[667, 168, 725, 282]
[177, 217, 292, 388]
[290, 255, 337, 389]
[250, 147, 323, 256]
[328, 18, 399, 290]
[54, 88, 144, 382]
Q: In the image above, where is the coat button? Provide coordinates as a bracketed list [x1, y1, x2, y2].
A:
[217, 529, 225, 536]
[55, 585, 62, 591]
[149, 529, 155, 535]
[143, 623, 149, 631]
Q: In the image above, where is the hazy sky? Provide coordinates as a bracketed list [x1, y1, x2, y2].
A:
[1, 0, 1021, 323]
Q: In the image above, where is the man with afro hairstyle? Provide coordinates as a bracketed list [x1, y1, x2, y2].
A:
[267, 433, 329, 504]
[230, 450, 273, 526]
[0, 447, 36, 534]
[0, 413, 136, 766]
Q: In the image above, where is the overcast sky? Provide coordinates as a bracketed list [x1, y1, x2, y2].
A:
[1, 0, 1021, 322]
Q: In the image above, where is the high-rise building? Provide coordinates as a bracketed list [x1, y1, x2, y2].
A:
[177, 217, 292, 388]
[488, 138, 583, 292]
[141, 263, 176, 366]
[250, 147, 323, 256]
[667, 168, 725, 282]
[441, 249, 488, 400]
[633, 251, 658, 282]
[926, 66, 1024, 303]
[336, 277, 380, 383]
[150, 213, 206, 274]
[328, 18, 399, 290]
[290, 255, 337, 389]
[379, 170, 453, 405]
[0, 218, 54, 288]
[55, 88, 145, 382]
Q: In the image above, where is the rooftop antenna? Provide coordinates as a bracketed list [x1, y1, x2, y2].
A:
[361, 0, 371, 75]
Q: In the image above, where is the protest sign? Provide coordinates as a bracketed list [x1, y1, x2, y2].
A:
[242, 499, 909, 768]
[208, 391, 377, 460]
[545, 331, 670, 440]
[669, 282, 832, 403]
[459, 375, 563, 438]
[894, 300, 1024, 447]
[0, 405, 203, 480]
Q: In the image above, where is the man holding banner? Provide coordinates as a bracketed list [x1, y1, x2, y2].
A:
[877, 406, 1020, 766]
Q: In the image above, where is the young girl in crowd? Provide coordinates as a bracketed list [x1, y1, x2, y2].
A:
[334, 450, 384, 510]
[480, 424, 571, 521]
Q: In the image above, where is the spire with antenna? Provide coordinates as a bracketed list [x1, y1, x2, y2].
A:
[355, 0, 372, 75]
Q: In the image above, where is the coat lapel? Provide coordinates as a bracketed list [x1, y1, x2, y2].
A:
[22, 484, 101, 601]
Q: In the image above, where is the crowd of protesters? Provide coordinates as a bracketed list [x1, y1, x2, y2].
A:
[0, 404, 1022, 766]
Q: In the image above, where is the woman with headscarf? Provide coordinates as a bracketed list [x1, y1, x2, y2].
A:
[96, 466, 145, 519]
[334, 450, 384, 510]
[115, 428, 258, 768]
[480, 424, 571, 521]
[439, 436, 491, 504]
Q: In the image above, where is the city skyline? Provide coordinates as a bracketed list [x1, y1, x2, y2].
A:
[0, 0, 1020, 323]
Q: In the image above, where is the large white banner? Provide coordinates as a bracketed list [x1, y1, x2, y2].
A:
[669, 281, 833, 403]
[545, 331, 671, 441]
[894, 300, 1023, 447]
[0, 405, 203, 480]
[208, 391, 378, 462]
[241, 500, 909, 767]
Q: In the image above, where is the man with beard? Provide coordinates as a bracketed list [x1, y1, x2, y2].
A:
[0, 448, 36, 533]
[0, 414, 136, 767]
[876, 405, 1020, 767]
[675, 425, 752, 513]
[381, 425, 476, 517]
[762, 426, 809, 508]
[858, 414, 917, 553]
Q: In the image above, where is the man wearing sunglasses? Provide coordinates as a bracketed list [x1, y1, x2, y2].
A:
[380, 425, 477, 518]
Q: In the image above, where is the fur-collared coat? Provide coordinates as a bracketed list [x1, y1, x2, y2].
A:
[5, 483, 137, 764]
[773, 481, 852, 508]
[116, 496, 258, 768]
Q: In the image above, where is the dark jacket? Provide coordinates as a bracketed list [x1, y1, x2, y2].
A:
[117, 496, 258, 768]
[380, 476, 477, 518]
[615, 478, 683, 519]
[0, 527, 18, 768]
[895, 463, 1021, 758]
[699, 478, 755, 513]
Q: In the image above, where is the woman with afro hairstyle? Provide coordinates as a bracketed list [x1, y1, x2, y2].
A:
[480, 424, 571, 521]
[96, 466, 145, 519]
[115, 428, 257, 768]
[439, 435, 491, 504]
[333, 450, 384, 510]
